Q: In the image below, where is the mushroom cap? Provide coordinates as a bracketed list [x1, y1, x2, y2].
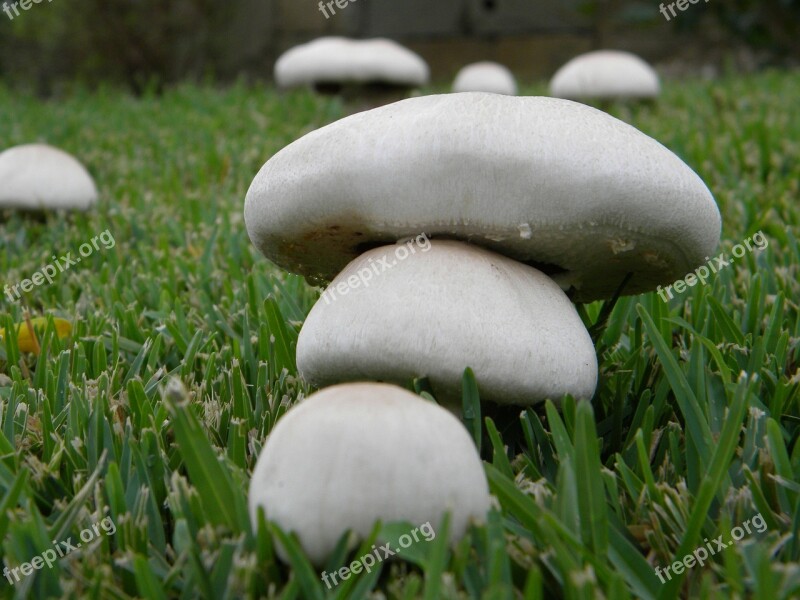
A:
[274, 37, 429, 89]
[245, 93, 720, 302]
[453, 61, 517, 96]
[248, 382, 490, 566]
[0, 144, 98, 211]
[549, 50, 660, 100]
[297, 240, 598, 405]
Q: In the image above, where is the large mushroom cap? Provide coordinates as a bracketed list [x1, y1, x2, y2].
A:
[274, 37, 429, 90]
[298, 240, 598, 405]
[0, 144, 98, 211]
[248, 382, 490, 566]
[245, 93, 720, 302]
[549, 50, 660, 100]
[453, 61, 517, 96]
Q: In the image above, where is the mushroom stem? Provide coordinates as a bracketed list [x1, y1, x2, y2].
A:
[585, 271, 634, 344]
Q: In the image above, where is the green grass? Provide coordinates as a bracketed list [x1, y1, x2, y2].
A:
[0, 70, 798, 599]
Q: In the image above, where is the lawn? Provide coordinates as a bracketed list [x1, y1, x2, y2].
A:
[0, 71, 798, 599]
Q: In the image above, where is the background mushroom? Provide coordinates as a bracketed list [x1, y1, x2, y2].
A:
[297, 241, 597, 405]
[452, 61, 517, 96]
[274, 37, 429, 106]
[549, 50, 661, 101]
[248, 382, 490, 566]
[0, 143, 98, 211]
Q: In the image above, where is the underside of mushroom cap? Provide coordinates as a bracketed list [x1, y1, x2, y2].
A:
[297, 240, 598, 405]
[245, 93, 720, 302]
[0, 144, 98, 211]
[550, 50, 661, 100]
[274, 37, 429, 89]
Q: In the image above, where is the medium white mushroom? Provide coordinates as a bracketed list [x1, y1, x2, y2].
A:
[245, 93, 719, 303]
[453, 62, 517, 96]
[549, 50, 660, 100]
[0, 144, 98, 211]
[248, 382, 490, 566]
[274, 37, 429, 95]
[297, 241, 597, 405]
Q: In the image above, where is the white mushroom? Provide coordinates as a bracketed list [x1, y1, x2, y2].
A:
[297, 241, 597, 405]
[244, 92, 721, 407]
[0, 144, 98, 211]
[549, 50, 660, 100]
[274, 37, 429, 93]
[453, 62, 517, 96]
[245, 93, 719, 302]
[248, 382, 490, 566]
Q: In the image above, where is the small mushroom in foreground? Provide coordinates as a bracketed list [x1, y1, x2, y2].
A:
[0, 144, 98, 211]
[453, 62, 517, 96]
[274, 37, 429, 106]
[549, 50, 660, 101]
[248, 382, 490, 566]
[298, 241, 597, 405]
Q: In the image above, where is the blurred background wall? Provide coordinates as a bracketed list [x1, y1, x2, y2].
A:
[0, 0, 797, 93]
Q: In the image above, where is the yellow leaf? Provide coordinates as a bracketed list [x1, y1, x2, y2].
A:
[0, 317, 73, 354]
